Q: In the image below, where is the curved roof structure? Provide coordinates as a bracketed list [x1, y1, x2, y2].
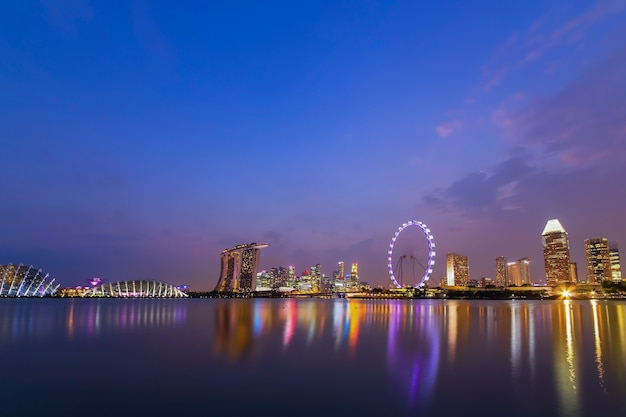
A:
[82, 279, 188, 298]
[0, 263, 59, 297]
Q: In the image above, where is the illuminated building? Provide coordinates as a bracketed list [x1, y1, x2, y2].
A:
[495, 256, 508, 287]
[609, 241, 622, 281]
[507, 258, 531, 286]
[255, 270, 272, 291]
[214, 243, 270, 292]
[89, 277, 102, 287]
[0, 263, 59, 297]
[585, 238, 611, 283]
[311, 263, 322, 292]
[82, 279, 188, 297]
[351, 263, 358, 280]
[297, 265, 321, 293]
[446, 253, 469, 286]
[348, 262, 359, 291]
[519, 258, 531, 285]
[58, 286, 90, 297]
[542, 219, 572, 286]
[338, 261, 345, 281]
[329, 270, 342, 292]
[287, 265, 296, 287]
[569, 263, 578, 283]
[507, 262, 521, 286]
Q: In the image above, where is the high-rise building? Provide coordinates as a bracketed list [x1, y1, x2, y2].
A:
[287, 265, 296, 287]
[310, 263, 322, 292]
[585, 238, 611, 283]
[351, 263, 358, 280]
[348, 262, 359, 291]
[495, 256, 508, 287]
[569, 262, 578, 284]
[255, 270, 272, 291]
[519, 258, 531, 285]
[447, 253, 469, 286]
[214, 243, 269, 292]
[507, 262, 521, 286]
[542, 219, 571, 286]
[338, 261, 345, 281]
[609, 241, 622, 282]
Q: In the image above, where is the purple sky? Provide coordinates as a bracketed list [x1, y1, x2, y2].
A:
[1, 0, 625, 290]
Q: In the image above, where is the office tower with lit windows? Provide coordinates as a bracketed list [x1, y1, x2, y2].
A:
[447, 253, 469, 286]
[495, 256, 508, 287]
[569, 263, 578, 283]
[338, 261, 345, 281]
[287, 266, 296, 287]
[507, 262, 521, 286]
[214, 243, 270, 292]
[310, 263, 322, 292]
[348, 262, 359, 291]
[585, 238, 611, 283]
[609, 241, 622, 281]
[542, 219, 571, 286]
[519, 258, 531, 285]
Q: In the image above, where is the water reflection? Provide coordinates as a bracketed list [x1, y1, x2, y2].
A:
[553, 300, 581, 417]
[591, 300, 605, 392]
[209, 299, 626, 414]
[387, 302, 440, 408]
[0, 299, 187, 345]
[2, 299, 626, 416]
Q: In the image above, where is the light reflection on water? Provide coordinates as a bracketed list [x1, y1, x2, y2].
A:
[1, 299, 626, 417]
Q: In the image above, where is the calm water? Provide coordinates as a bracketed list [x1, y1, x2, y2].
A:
[1, 298, 626, 417]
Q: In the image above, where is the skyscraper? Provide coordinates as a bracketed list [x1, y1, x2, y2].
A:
[507, 262, 521, 286]
[447, 253, 469, 286]
[350, 262, 358, 280]
[570, 262, 578, 283]
[542, 219, 571, 286]
[348, 262, 359, 291]
[585, 238, 611, 283]
[519, 258, 531, 285]
[609, 241, 622, 282]
[495, 256, 508, 287]
[214, 243, 270, 292]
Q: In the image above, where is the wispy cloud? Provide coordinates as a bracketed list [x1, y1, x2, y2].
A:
[480, 0, 626, 91]
[505, 44, 626, 168]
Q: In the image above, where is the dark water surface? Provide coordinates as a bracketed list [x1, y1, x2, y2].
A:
[1, 298, 625, 417]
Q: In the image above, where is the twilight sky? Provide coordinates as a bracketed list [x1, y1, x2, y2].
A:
[1, 0, 625, 290]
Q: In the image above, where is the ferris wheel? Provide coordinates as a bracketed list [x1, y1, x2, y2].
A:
[387, 220, 436, 288]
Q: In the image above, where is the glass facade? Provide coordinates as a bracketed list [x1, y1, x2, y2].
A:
[0, 264, 59, 297]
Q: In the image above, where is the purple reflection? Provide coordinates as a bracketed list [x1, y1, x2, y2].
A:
[387, 301, 440, 408]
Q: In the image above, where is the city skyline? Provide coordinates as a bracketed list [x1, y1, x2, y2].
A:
[2, 1, 626, 290]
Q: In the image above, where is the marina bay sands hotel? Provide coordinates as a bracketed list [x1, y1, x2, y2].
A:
[214, 243, 270, 292]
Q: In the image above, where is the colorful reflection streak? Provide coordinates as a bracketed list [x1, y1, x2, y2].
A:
[387, 301, 440, 408]
[210, 299, 626, 415]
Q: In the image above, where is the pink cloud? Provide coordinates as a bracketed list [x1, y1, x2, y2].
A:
[435, 120, 461, 138]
